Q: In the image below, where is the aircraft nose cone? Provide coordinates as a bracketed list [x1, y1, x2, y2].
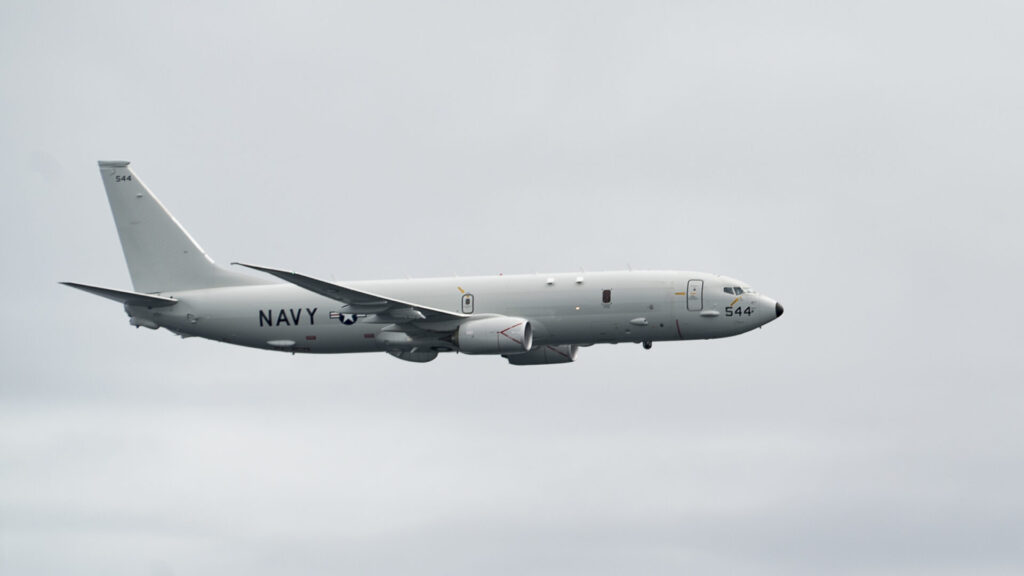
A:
[775, 302, 784, 318]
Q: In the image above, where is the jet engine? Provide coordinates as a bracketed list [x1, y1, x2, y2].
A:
[456, 316, 532, 355]
[387, 349, 438, 363]
[505, 344, 578, 366]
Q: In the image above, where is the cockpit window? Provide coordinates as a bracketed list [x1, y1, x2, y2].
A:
[733, 287, 744, 295]
[724, 287, 734, 295]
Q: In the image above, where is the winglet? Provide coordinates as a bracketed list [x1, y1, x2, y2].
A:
[232, 262, 294, 276]
[231, 262, 353, 300]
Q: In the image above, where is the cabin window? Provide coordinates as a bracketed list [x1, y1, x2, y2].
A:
[724, 287, 734, 295]
[602, 289, 612, 304]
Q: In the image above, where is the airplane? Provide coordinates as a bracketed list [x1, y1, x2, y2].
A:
[63, 161, 784, 365]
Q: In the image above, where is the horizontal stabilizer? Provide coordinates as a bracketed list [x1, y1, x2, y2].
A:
[61, 282, 178, 308]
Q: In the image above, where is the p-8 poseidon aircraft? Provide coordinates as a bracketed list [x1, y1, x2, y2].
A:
[63, 161, 784, 365]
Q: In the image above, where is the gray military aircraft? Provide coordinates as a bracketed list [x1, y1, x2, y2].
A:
[63, 161, 784, 365]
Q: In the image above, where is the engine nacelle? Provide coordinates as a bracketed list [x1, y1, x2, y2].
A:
[456, 316, 533, 355]
[505, 344, 578, 366]
[387, 349, 438, 363]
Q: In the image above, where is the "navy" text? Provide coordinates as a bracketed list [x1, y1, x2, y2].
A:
[259, 308, 318, 327]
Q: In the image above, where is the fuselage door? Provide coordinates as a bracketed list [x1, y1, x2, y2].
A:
[686, 279, 703, 311]
[461, 293, 475, 314]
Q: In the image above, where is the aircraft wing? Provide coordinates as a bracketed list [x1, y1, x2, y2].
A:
[232, 262, 468, 329]
[61, 282, 178, 308]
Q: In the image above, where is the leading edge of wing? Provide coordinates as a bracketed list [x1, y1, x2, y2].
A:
[231, 262, 469, 323]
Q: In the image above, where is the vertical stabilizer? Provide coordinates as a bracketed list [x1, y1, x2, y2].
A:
[98, 161, 265, 293]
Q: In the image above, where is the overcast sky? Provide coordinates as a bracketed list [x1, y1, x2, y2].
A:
[2, 1, 1023, 574]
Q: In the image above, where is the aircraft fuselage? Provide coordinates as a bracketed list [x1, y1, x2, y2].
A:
[129, 270, 781, 354]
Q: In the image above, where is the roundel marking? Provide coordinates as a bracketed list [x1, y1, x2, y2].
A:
[330, 311, 359, 325]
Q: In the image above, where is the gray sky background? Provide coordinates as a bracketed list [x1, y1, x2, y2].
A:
[2, 1, 1023, 574]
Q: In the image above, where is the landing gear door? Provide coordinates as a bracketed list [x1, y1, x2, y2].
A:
[686, 279, 703, 311]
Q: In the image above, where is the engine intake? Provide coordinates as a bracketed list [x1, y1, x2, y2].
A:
[456, 316, 532, 355]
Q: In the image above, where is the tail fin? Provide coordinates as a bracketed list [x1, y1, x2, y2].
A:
[98, 161, 267, 293]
